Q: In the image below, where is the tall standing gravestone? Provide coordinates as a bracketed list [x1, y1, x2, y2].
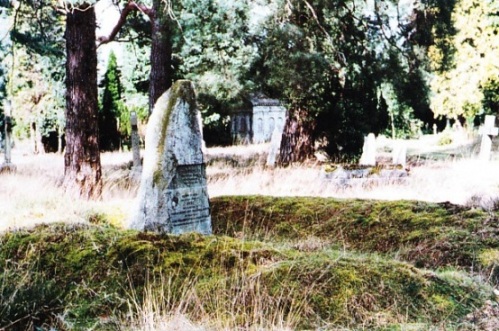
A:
[130, 111, 142, 179]
[130, 80, 212, 235]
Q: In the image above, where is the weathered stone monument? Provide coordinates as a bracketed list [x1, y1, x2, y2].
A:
[392, 140, 407, 167]
[130, 80, 211, 235]
[130, 111, 141, 177]
[479, 115, 498, 161]
[359, 133, 376, 166]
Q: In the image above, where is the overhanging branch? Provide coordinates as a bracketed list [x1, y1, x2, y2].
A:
[97, 0, 154, 48]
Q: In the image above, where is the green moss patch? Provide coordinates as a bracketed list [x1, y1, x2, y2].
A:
[0, 222, 494, 330]
[211, 196, 499, 273]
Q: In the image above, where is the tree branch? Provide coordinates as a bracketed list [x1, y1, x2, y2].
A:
[97, 0, 154, 48]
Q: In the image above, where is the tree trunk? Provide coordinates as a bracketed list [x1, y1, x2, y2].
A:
[63, 5, 102, 199]
[148, 0, 173, 114]
[278, 109, 315, 165]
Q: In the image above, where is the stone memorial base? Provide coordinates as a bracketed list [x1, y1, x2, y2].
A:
[323, 164, 409, 187]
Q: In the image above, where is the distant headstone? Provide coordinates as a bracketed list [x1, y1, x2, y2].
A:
[479, 115, 498, 161]
[130, 111, 141, 177]
[130, 80, 211, 235]
[4, 115, 12, 164]
[266, 123, 284, 167]
[392, 140, 407, 167]
[359, 133, 376, 166]
[0, 100, 16, 173]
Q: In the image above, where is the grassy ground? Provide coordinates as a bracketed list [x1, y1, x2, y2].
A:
[211, 195, 499, 288]
[2, 135, 499, 232]
[1, 135, 499, 330]
[206, 136, 499, 206]
[0, 222, 496, 330]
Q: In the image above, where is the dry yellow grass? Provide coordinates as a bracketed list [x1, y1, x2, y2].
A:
[2, 135, 499, 233]
[0, 147, 136, 232]
[207, 138, 499, 207]
[1, 136, 498, 330]
[207, 159, 499, 203]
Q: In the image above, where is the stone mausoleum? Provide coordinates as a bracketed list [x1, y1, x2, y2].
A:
[230, 95, 287, 144]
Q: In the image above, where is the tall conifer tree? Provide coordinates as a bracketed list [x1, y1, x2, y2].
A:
[99, 51, 122, 151]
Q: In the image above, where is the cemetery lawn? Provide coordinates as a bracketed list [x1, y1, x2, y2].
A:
[1, 196, 499, 330]
[2, 139, 499, 330]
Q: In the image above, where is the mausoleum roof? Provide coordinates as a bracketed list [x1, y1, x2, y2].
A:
[249, 93, 282, 107]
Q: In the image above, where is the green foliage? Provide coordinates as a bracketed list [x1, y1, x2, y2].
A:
[2, 0, 66, 150]
[249, 0, 416, 157]
[430, 0, 499, 120]
[3, 0, 497, 159]
[413, 0, 458, 72]
[179, 0, 255, 97]
[99, 51, 125, 151]
[177, 0, 257, 145]
[482, 76, 499, 115]
[9, 47, 65, 150]
[7, 0, 64, 59]
[120, 42, 150, 120]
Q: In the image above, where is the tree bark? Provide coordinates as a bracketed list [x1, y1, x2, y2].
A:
[278, 109, 315, 165]
[63, 5, 102, 199]
[96, 0, 173, 115]
[148, 0, 173, 114]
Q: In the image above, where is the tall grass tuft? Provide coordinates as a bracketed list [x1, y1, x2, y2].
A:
[122, 270, 300, 331]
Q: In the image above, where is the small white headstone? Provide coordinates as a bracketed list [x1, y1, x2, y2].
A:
[479, 115, 498, 161]
[392, 140, 407, 167]
[359, 133, 376, 166]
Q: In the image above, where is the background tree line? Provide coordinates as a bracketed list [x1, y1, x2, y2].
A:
[0, 0, 498, 196]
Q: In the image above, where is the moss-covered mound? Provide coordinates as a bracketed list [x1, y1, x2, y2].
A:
[211, 196, 499, 279]
[0, 222, 495, 330]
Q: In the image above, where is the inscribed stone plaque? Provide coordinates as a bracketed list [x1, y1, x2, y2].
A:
[165, 164, 211, 233]
[130, 80, 212, 235]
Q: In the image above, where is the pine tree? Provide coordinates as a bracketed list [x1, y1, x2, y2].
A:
[99, 51, 122, 151]
[250, 0, 395, 160]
